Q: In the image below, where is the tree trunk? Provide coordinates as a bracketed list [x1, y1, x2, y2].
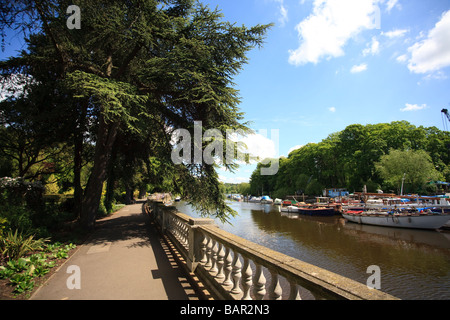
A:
[80, 113, 119, 230]
[104, 145, 118, 214]
[73, 134, 83, 220]
[124, 185, 134, 205]
[73, 100, 88, 220]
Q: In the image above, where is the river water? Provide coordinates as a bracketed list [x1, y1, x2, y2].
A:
[175, 200, 450, 300]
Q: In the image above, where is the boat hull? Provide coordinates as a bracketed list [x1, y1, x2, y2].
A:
[298, 208, 336, 216]
[280, 206, 300, 213]
[342, 213, 450, 230]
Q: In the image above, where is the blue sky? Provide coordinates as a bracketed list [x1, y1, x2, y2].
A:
[207, 0, 450, 184]
[1, 0, 450, 185]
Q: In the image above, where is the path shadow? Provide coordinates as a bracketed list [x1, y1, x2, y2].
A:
[85, 204, 195, 300]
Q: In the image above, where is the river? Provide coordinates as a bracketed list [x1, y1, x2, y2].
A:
[175, 200, 450, 300]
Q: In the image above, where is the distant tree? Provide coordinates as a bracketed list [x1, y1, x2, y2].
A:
[249, 121, 449, 197]
[375, 149, 442, 194]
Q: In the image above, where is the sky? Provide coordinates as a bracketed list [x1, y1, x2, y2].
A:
[1, 0, 450, 185]
[204, 0, 450, 184]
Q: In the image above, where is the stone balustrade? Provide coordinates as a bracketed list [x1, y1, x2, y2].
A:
[144, 199, 398, 300]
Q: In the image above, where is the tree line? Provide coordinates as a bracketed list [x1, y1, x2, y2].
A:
[250, 121, 450, 199]
[0, 0, 272, 232]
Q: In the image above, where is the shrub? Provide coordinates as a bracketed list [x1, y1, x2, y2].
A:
[0, 204, 33, 235]
[1, 229, 48, 260]
[0, 177, 44, 208]
[0, 242, 75, 295]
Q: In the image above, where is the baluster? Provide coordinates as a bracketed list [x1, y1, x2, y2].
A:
[174, 218, 179, 239]
[223, 247, 233, 286]
[200, 234, 207, 265]
[231, 252, 242, 295]
[210, 239, 218, 275]
[205, 236, 212, 269]
[216, 242, 225, 281]
[268, 271, 282, 300]
[289, 281, 302, 300]
[252, 264, 266, 300]
[172, 216, 176, 236]
[180, 221, 184, 243]
[241, 257, 253, 300]
[182, 224, 188, 247]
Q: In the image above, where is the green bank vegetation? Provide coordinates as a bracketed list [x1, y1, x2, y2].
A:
[250, 121, 450, 198]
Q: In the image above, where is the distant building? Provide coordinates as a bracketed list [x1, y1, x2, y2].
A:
[323, 188, 349, 198]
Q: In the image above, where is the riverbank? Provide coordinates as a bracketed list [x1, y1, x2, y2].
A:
[175, 201, 450, 300]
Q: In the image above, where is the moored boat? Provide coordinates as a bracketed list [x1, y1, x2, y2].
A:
[273, 198, 282, 205]
[248, 196, 261, 203]
[342, 211, 450, 230]
[261, 195, 273, 204]
[295, 197, 340, 216]
[280, 205, 300, 213]
[298, 206, 336, 216]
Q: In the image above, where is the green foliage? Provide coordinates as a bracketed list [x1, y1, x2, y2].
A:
[65, 70, 146, 133]
[0, 0, 272, 227]
[1, 229, 48, 260]
[0, 217, 7, 240]
[0, 242, 75, 296]
[375, 149, 442, 194]
[222, 182, 251, 195]
[250, 121, 450, 197]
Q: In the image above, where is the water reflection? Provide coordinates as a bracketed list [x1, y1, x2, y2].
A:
[175, 201, 450, 300]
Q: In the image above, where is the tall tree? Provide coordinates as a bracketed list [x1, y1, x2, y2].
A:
[1, 0, 271, 229]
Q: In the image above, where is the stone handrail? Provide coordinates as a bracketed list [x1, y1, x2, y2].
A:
[144, 199, 398, 300]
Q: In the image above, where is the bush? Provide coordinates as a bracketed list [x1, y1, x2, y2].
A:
[0, 217, 6, 239]
[0, 177, 44, 208]
[1, 229, 48, 260]
[0, 204, 33, 235]
[0, 242, 75, 295]
[305, 179, 324, 196]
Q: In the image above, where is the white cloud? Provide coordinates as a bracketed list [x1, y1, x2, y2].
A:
[407, 10, 450, 74]
[363, 36, 380, 56]
[328, 106, 336, 113]
[385, 0, 400, 13]
[396, 54, 408, 63]
[219, 175, 250, 184]
[230, 132, 278, 163]
[288, 0, 381, 66]
[351, 63, 368, 73]
[279, 4, 288, 26]
[400, 103, 429, 112]
[288, 145, 304, 154]
[382, 29, 408, 38]
[273, 0, 288, 26]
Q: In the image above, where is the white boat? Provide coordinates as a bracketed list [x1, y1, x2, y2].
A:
[248, 196, 261, 203]
[348, 193, 450, 212]
[342, 211, 450, 230]
[280, 205, 300, 213]
[273, 198, 282, 205]
[260, 196, 273, 204]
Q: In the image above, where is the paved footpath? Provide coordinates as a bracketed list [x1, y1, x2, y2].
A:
[31, 201, 197, 300]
